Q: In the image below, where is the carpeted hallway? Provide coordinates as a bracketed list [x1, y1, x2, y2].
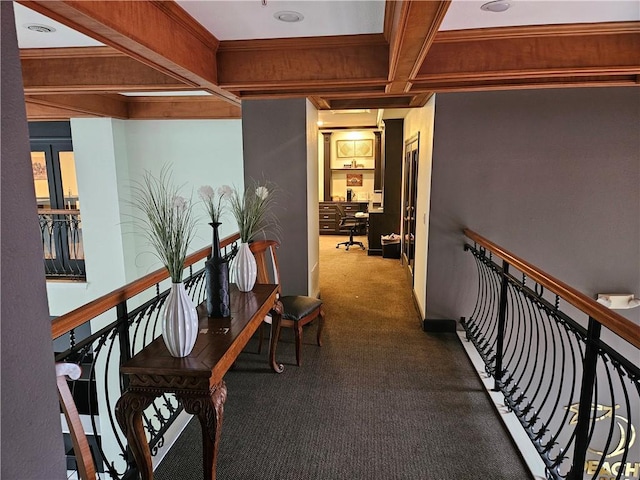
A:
[155, 234, 532, 480]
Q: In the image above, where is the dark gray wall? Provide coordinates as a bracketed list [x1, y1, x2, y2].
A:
[1, 3, 67, 478]
[426, 88, 640, 326]
[241, 98, 311, 296]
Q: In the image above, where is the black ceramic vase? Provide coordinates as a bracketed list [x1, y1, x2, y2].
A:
[205, 222, 231, 318]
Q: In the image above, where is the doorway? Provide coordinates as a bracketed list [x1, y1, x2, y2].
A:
[402, 133, 419, 284]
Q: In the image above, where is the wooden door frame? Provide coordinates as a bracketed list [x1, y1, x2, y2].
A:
[401, 133, 420, 284]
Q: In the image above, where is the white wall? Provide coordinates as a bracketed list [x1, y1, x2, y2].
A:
[120, 119, 245, 280]
[46, 119, 130, 317]
[46, 119, 245, 316]
[306, 100, 320, 298]
[403, 96, 436, 319]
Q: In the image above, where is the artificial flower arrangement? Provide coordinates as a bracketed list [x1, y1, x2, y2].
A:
[227, 180, 279, 243]
[128, 165, 200, 357]
[129, 166, 197, 283]
[198, 184, 233, 224]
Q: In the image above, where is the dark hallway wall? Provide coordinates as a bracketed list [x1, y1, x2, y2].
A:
[426, 88, 640, 326]
[241, 98, 317, 296]
[1, 2, 67, 478]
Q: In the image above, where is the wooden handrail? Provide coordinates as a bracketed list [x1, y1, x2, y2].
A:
[51, 232, 240, 339]
[38, 208, 81, 215]
[463, 229, 640, 349]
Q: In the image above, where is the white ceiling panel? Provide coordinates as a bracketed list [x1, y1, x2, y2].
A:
[13, 1, 640, 49]
[440, 0, 640, 31]
[176, 0, 385, 41]
[13, 2, 104, 49]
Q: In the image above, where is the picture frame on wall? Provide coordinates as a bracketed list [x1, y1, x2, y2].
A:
[337, 139, 373, 158]
[346, 173, 363, 186]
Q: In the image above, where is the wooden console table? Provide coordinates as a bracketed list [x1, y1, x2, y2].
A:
[115, 283, 283, 480]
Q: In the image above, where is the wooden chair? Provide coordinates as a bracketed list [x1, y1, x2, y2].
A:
[56, 362, 97, 480]
[249, 240, 325, 366]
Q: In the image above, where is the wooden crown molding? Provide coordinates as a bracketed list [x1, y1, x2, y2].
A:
[20, 46, 124, 59]
[435, 21, 640, 43]
[418, 28, 640, 81]
[18, 0, 238, 105]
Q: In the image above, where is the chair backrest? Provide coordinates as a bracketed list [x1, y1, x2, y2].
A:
[56, 362, 97, 480]
[249, 240, 281, 285]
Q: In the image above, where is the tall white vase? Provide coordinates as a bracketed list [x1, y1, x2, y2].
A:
[162, 282, 199, 357]
[234, 242, 257, 292]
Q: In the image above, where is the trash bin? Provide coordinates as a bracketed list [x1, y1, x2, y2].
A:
[381, 234, 401, 259]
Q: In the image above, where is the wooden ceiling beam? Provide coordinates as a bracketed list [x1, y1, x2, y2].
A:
[385, 0, 451, 94]
[21, 48, 189, 94]
[411, 74, 640, 93]
[26, 101, 99, 120]
[25, 93, 128, 118]
[126, 96, 241, 119]
[217, 34, 389, 91]
[18, 0, 238, 104]
[418, 23, 640, 82]
[327, 96, 416, 110]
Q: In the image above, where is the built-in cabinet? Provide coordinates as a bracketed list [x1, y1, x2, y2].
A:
[319, 201, 368, 235]
[321, 130, 381, 203]
[319, 121, 404, 246]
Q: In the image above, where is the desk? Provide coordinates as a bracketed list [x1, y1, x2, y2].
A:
[115, 283, 283, 480]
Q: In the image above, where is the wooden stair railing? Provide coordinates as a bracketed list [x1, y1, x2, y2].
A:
[464, 228, 640, 348]
[51, 233, 239, 340]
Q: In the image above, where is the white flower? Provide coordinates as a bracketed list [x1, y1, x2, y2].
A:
[218, 185, 233, 198]
[255, 186, 269, 200]
[173, 195, 187, 211]
[198, 185, 215, 200]
[228, 180, 279, 243]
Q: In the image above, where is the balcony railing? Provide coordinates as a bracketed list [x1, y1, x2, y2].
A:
[39, 208, 85, 279]
[52, 233, 239, 479]
[462, 229, 639, 480]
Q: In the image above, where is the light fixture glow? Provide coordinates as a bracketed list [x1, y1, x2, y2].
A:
[274, 11, 304, 23]
[480, 1, 511, 13]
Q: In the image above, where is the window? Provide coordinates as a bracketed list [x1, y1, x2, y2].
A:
[29, 122, 85, 279]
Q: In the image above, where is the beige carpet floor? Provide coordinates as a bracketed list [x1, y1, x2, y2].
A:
[155, 233, 532, 480]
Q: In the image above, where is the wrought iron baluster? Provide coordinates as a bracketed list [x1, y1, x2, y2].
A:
[566, 317, 601, 480]
[493, 260, 509, 391]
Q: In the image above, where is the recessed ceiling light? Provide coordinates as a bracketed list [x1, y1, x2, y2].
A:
[273, 11, 304, 23]
[480, 1, 511, 13]
[24, 23, 56, 33]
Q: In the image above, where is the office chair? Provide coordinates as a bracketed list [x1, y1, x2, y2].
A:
[335, 204, 367, 251]
[249, 240, 325, 366]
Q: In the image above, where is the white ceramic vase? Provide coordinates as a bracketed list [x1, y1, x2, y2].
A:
[234, 242, 257, 292]
[162, 282, 199, 357]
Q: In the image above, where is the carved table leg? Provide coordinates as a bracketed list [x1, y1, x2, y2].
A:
[180, 381, 228, 480]
[115, 391, 157, 480]
[269, 301, 284, 373]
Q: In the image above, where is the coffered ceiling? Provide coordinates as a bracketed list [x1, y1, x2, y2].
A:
[14, 1, 640, 123]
